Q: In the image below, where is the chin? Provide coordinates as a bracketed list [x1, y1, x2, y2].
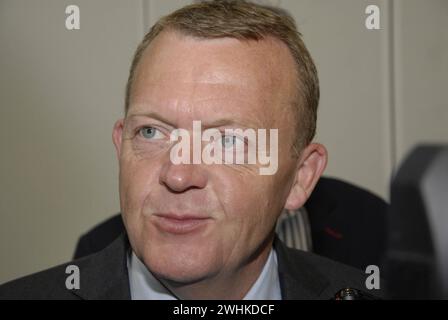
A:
[142, 241, 222, 285]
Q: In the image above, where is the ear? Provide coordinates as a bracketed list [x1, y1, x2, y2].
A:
[284, 143, 328, 210]
[112, 119, 125, 159]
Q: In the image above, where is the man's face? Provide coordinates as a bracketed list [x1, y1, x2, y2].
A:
[114, 31, 301, 285]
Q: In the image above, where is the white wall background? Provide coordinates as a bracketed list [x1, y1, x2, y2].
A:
[0, 0, 447, 284]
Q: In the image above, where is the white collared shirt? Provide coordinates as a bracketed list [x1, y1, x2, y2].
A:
[127, 248, 282, 300]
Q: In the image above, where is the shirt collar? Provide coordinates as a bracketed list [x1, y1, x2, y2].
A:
[127, 248, 281, 300]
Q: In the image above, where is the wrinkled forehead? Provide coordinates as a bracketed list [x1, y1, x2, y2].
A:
[128, 30, 297, 129]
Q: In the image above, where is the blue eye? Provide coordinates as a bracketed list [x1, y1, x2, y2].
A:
[222, 135, 237, 149]
[140, 127, 162, 139]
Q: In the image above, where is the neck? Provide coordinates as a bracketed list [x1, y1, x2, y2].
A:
[162, 240, 274, 300]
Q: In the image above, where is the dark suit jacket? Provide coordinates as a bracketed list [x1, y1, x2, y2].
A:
[0, 233, 382, 300]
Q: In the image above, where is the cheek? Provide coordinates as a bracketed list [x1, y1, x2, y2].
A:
[214, 172, 277, 236]
[119, 157, 162, 257]
[119, 155, 160, 218]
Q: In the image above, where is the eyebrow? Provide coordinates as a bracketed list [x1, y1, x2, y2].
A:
[126, 111, 176, 128]
[126, 111, 263, 130]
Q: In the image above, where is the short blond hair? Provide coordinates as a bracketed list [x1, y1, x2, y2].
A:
[125, 0, 319, 150]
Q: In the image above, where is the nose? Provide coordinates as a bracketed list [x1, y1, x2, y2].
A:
[159, 161, 208, 193]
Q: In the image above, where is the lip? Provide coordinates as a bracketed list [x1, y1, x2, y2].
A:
[152, 213, 212, 235]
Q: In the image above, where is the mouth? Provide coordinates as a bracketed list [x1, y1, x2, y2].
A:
[152, 213, 212, 235]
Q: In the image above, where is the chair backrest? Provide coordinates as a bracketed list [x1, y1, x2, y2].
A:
[305, 177, 388, 270]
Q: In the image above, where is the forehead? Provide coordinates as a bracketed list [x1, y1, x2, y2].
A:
[129, 30, 297, 128]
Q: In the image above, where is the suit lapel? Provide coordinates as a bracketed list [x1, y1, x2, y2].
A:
[274, 236, 330, 299]
[71, 233, 131, 300]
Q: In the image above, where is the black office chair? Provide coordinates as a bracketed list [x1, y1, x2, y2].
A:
[73, 177, 388, 270]
[384, 145, 448, 299]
